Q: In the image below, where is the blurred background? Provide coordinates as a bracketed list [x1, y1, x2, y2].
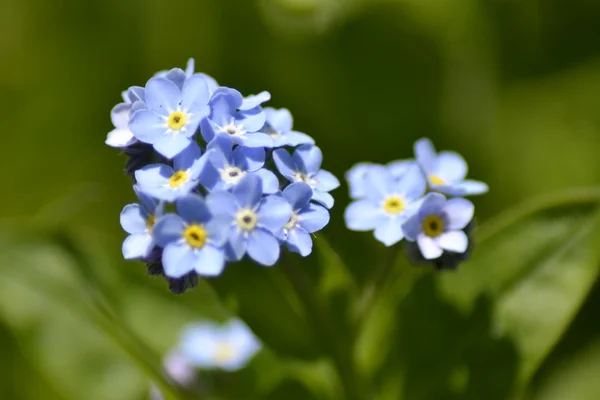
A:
[2, 0, 600, 399]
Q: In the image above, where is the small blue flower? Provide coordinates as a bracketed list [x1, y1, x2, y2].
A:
[200, 87, 273, 148]
[120, 186, 162, 259]
[135, 142, 205, 202]
[402, 193, 474, 259]
[199, 136, 279, 193]
[179, 318, 261, 371]
[276, 182, 330, 256]
[149, 351, 197, 400]
[273, 145, 340, 209]
[153, 194, 229, 278]
[414, 138, 488, 196]
[344, 165, 426, 246]
[129, 74, 210, 159]
[207, 174, 292, 266]
[262, 107, 314, 147]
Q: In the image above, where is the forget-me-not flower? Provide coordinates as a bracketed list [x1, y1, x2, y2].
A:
[276, 182, 330, 256]
[120, 186, 162, 260]
[179, 318, 261, 371]
[153, 194, 229, 278]
[414, 138, 488, 196]
[135, 141, 205, 202]
[273, 145, 340, 209]
[344, 165, 426, 246]
[129, 74, 210, 158]
[199, 136, 279, 194]
[402, 192, 474, 259]
[263, 107, 314, 147]
[200, 87, 272, 148]
[207, 174, 292, 266]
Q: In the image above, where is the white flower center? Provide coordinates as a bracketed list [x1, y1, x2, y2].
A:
[220, 166, 246, 184]
[284, 212, 299, 230]
[221, 122, 246, 137]
[236, 209, 258, 231]
[293, 172, 317, 186]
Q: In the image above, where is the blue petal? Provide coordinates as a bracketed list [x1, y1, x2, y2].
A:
[293, 145, 322, 175]
[387, 159, 416, 180]
[206, 191, 238, 219]
[197, 73, 219, 95]
[111, 103, 130, 129]
[247, 229, 280, 266]
[133, 185, 157, 214]
[236, 108, 265, 132]
[120, 204, 148, 234]
[226, 228, 247, 261]
[283, 182, 312, 211]
[264, 107, 292, 132]
[436, 231, 468, 253]
[182, 75, 210, 112]
[396, 165, 426, 201]
[198, 161, 221, 191]
[374, 217, 404, 246]
[282, 131, 314, 147]
[401, 214, 421, 241]
[154, 134, 193, 159]
[153, 214, 185, 247]
[442, 197, 474, 230]
[286, 228, 313, 257]
[344, 199, 385, 231]
[232, 146, 264, 171]
[173, 141, 202, 171]
[200, 118, 218, 143]
[145, 77, 181, 116]
[361, 168, 396, 202]
[417, 234, 443, 259]
[240, 91, 271, 110]
[311, 190, 334, 209]
[414, 138, 437, 173]
[122, 86, 145, 104]
[122, 233, 153, 260]
[162, 242, 196, 278]
[185, 58, 195, 76]
[273, 149, 296, 181]
[435, 180, 489, 196]
[188, 151, 210, 180]
[297, 203, 329, 233]
[207, 135, 233, 159]
[314, 170, 340, 192]
[238, 132, 273, 148]
[434, 151, 468, 182]
[417, 192, 446, 220]
[106, 128, 135, 148]
[345, 163, 386, 199]
[232, 174, 263, 208]
[193, 246, 226, 277]
[176, 195, 211, 224]
[254, 169, 279, 194]
[179, 323, 220, 368]
[135, 164, 172, 190]
[258, 195, 292, 232]
[205, 217, 229, 247]
[163, 68, 186, 90]
[129, 109, 166, 144]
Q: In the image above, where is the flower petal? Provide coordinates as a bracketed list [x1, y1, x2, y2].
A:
[193, 246, 226, 277]
[226, 228, 247, 261]
[414, 138, 437, 173]
[436, 230, 468, 253]
[396, 165, 426, 201]
[283, 182, 313, 210]
[293, 145, 322, 175]
[435, 180, 489, 196]
[273, 149, 296, 181]
[162, 242, 195, 278]
[240, 91, 271, 110]
[176, 195, 211, 224]
[374, 217, 404, 246]
[361, 168, 396, 202]
[153, 214, 185, 247]
[401, 214, 422, 241]
[311, 190, 334, 209]
[232, 174, 263, 208]
[298, 203, 329, 233]
[387, 159, 416, 180]
[417, 192, 446, 220]
[443, 197, 475, 230]
[232, 146, 265, 171]
[314, 170, 340, 192]
[258, 195, 292, 232]
[434, 151, 468, 182]
[236, 108, 266, 132]
[122, 234, 153, 260]
[145, 77, 181, 115]
[345, 163, 386, 199]
[254, 169, 279, 194]
[106, 128, 136, 148]
[111, 103, 130, 129]
[239, 132, 273, 148]
[182, 75, 210, 112]
[286, 228, 313, 257]
[282, 131, 314, 147]
[265, 107, 292, 132]
[129, 109, 166, 144]
[120, 204, 148, 234]
[206, 191, 238, 219]
[247, 229, 280, 266]
[344, 199, 385, 231]
[417, 234, 443, 259]
[173, 141, 202, 171]
[154, 134, 192, 159]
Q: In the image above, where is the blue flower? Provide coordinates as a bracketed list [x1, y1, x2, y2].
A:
[414, 138, 488, 196]
[179, 318, 261, 371]
[200, 87, 273, 148]
[262, 107, 314, 147]
[402, 193, 474, 259]
[276, 183, 330, 256]
[135, 141, 205, 202]
[273, 145, 340, 209]
[153, 194, 229, 278]
[346, 160, 417, 199]
[199, 136, 279, 193]
[129, 74, 210, 159]
[150, 351, 197, 400]
[120, 186, 162, 259]
[207, 174, 292, 266]
[344, 165, 426, 246]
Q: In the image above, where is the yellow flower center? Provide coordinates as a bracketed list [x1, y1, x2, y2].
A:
[169, 170, 189, 188]
[167, 111, 187, 131]
[383, 196, 405, 214]
[146, 215, 156, 231]
[215, 341, 236, 363]
[428, 174, 445, 186]
[236, 209, 257, 231]
[423, 215, 444, 237]
[183, 224, 207, 248]
[284, 213, 299, 230]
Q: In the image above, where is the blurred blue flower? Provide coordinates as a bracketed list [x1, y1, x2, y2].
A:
[346, 159, 418, 200]
[402, 192, 474, 259]
[179, 318, 261, 371]
[129, 74, 210, 158]
[414, 138, 488, 196]
[149, 351, 197, 400]
[199, 136, 279, 193]
[344, 166, 426, 246]
[120, 186, 162, 260]
[207, 174, 292, 266]
[273, 145, 340, 209]
[263, 107, 314, 147]
[200, 87, 272, 148]
[276, 182, 330, 256]
[135, 142, 205, 202]
[153, 194, 229, 278]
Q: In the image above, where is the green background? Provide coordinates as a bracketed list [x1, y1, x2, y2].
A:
[2, 0, 600, 399]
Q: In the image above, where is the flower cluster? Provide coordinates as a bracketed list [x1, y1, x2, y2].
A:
[344, 138, 488, 268]
[108, 59, 338, 293]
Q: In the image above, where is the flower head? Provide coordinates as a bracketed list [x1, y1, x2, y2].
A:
[276, 183, 330, 256]
[344, 165, 426, 246]
[120, 186, 162, 260]
[262, 107, 314, 147]
[402, 192, 474, 260]
[153, 194, 229, 278]
[135, 142, 205, 202]
[179, 318, 261, 371]
[207, 174, 292, 266]
[273, 145, 340, 209]
[129, 74, 210, 158]
[414, 138, 488, 196]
